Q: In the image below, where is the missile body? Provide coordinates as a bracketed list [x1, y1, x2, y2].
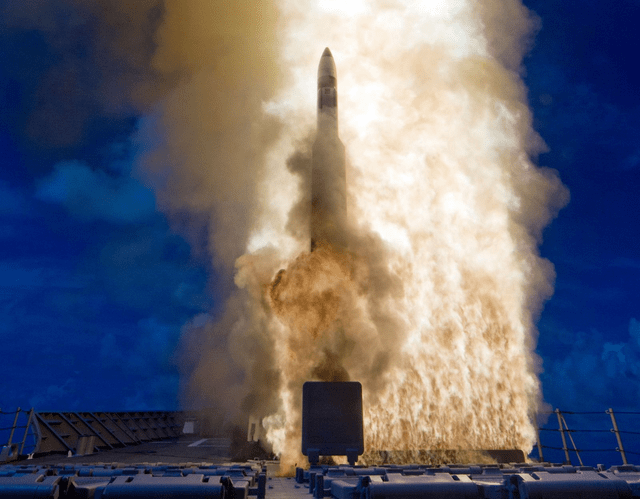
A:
[311, 47, 347, 252]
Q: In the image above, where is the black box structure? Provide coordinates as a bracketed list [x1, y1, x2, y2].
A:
[301, 381, 364, 465]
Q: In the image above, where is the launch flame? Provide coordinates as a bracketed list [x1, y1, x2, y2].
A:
[150, 0, 569, 471]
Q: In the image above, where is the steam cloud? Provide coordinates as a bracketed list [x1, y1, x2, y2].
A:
[4, 0, 568, 470]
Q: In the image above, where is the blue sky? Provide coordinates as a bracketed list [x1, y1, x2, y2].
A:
[1, 0, 639, 466]
[523, 0, 640, 466]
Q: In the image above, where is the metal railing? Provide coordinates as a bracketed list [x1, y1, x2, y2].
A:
[0, 407, 38, 461]
[5, 406, 640, 466]
[535, 408, 640, 466]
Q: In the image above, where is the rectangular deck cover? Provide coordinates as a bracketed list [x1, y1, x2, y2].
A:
[302, 381, 364, 460]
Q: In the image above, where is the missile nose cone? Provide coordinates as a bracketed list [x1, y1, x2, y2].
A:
[318, 47, 337, 87]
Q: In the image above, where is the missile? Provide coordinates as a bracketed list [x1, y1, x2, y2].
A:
[311, 47, 347, 252]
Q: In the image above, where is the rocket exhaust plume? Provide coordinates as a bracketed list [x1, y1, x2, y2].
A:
[127, 0, 570, 474]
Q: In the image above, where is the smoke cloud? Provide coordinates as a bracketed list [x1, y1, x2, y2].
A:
[136, 0, 283, 274]
[4, 0, 568, 470]
[145, 0, 568, 470]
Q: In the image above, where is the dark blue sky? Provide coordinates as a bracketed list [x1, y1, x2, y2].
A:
[526, 1, 640, 405]
[523, 0, 640, 466]
[1, 1, 639, 466]
[0, 0, 214, 410]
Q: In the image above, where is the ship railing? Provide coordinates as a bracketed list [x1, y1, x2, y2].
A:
[5, 406, 640, 466]
[536, 408, 640, 466]
[0, 407, 37, 462]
